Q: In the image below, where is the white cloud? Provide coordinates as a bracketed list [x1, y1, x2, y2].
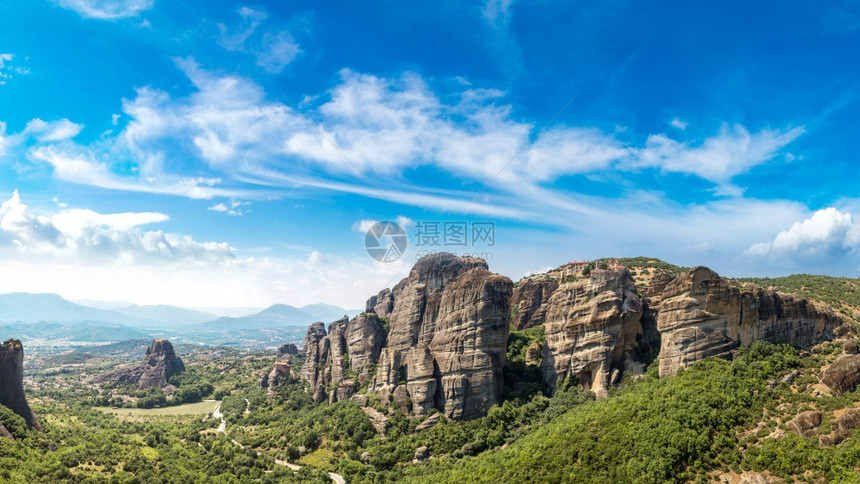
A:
[670, 117, 688, 130]
[352, 216, 414, 234]
[25, 118, 84, 141]
[395, 215, 414, 228]
[14, 62, 808, 230]
[0, 190, 237, 264]
[746, 207, 860, 259]
[0, 53, 28, 85]
[0, 122, 8, 156]
[523, 127, 627, 181]
[28, 146, 232, 199]
[208, 200, 248, 216]
[217, 7, 300, 74]
[0, 191, 419, 308]
[0, 196, 413, 307]
[483, 0, 514, 28]
[352, 219, 377, 233]
[55, 0, 154, 19]
[633, 123, 805, 182]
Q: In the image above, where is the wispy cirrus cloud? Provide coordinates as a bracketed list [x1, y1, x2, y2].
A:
[28, 146, 235, 199]
[14, 60, 806, 228]
[632, 123, 805, 183]
[54, 0, 154, 19]
[217, 6, 301, 74]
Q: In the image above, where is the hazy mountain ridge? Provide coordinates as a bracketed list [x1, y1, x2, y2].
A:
[0, 292, 355, 329]
[200, 303, 360, 330]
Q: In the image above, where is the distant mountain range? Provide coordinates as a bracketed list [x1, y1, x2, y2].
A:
[199, 303, 358, 330]
[0, 292, 359, 331]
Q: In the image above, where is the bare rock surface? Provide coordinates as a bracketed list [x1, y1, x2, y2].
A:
[820, 353, 860, 395]
[346, 313, 386, 381]
[362, 407, 389, 437]
[277, 343, 298, 358]
[655, 267, 842, 376]
[260, 361, 292, 389]
[301, 253, 512, 420]
[541, 268, 643, 396]
[89, 338, 185, 390]
[511, 278, 558, 330]
[0, 339, 41, 433]
[786, 410, 822, 437]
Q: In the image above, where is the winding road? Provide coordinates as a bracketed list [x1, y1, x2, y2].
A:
[210, 401, 346, 484]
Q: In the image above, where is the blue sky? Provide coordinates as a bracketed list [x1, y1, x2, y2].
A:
[1, 0, 859, 308]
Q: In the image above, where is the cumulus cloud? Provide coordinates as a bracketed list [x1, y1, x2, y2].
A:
[55, 0, 154, 19]
[746, 207, 860, 260]
[0, 191, 416, 308]
[0, 190, 236, 264]
[217, 6, 300, 74]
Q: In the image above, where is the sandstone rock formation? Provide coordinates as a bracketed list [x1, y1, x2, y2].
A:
[295, 256, 848, 421]
[819, 353, 860, 396]
[820, 408, 860, 446]
[0, 339, 41, 433]
[277, 343, 298, 358]
[786, 410, 822, 437]
[510, 278, 558, 330]
[365, 288, 395, 319]
[259, 360, 292, 389]
[541, 268, 643, 396]
[345, 313, 386, 382]
[89, 338, 185, 390]
[413, 445, 430, 462]
[369, 253, 512, 420]
[655, 267, 842, 377]
[363, 407, 389, 436]
[299, 253, 512, 420]
[414, 413, 441, 433]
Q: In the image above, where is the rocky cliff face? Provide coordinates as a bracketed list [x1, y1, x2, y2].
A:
[298, 253, 512, 420]
[538, 264, 845, 395]
[541, 268, 643, 396]
[0, 339, 41, 433]
[365, 288, 395, 319]
[655, 267, 842, 376]
[261, 342, 301, 390]
[260, 360, 292, 389]
[367, 254, 512, 420]
[89, 339, 185, 390]
[277, 343, 298, 358]
[296, 256, 847, 421]
[510, 278, 558, 330]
